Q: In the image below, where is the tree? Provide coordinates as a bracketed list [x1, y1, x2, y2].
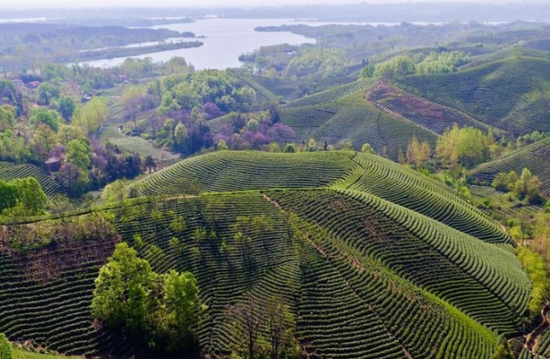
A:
[58, 97, 76, 121]
[174, 122, 188, 153]
[361, 143, 375, 154]
[218, 139, 229, 151]
[512, 168, 542, 204]
[72, 97, 107, 135]
[101, 179, 130, 203]
[406, 135, 431, 168]
[57, 125, 86, 145]
[32, 124, 57, 162]
[160, 270, 200, 351]
[36, 82, 60, 105]
[0, 333, 11, 359]
[436, 124, 495, 168]
[228, 296, 298, 359]
[13, 177, 47, 215]
[0, 180, 17, 214]
[265, 298, 297, 359]
[29, 107, 62, 132]
[283, 144, 296, 153]
[0, 178, 47, 216]
[492, 171, 517, 192]
[228, 295, 265, 359]
[66, 139, 91, 171]
[92, 243, 201, 353]
[56, 163, 89, 197]
[0, 106, 15, 132]
[92, 243, 156, 333]
[492, 336, 514, 359]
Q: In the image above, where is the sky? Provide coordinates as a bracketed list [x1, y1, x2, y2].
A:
[0, 0, 543, 9]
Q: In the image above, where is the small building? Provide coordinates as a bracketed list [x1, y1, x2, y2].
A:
[45, 156, 62, 172]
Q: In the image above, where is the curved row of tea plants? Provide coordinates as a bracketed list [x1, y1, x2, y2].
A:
[0, 162, 63, 197]
[282, 78, 381, 109]
[338, 154, 510, 244]
[131, 151, 356, 196]
[470, 138, 550, 196]
[269, 189, 530, 335]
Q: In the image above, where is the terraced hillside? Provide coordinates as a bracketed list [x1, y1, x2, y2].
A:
[0, 162, 63, 197]
[398, 57, 550, 135]
[470, 138, 550, 196]
[130, 151, 357, 196]
[279, 82, 438, 158]
[366, 81, 493, 135]
[0, 151, 534, 359]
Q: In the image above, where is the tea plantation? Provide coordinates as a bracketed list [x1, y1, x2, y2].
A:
[0, 151, 535, 359]
[470, 138, 550, 196]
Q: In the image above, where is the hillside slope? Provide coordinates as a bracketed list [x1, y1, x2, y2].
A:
[398, 57, 550, 135]
[470, 138, 550, 196]
[0, 162, 63, 197]
[0, 151, 532, 359]
[279, 80, 438, 158]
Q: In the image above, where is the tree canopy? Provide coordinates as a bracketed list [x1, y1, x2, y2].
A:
[92, 242, 201, 353]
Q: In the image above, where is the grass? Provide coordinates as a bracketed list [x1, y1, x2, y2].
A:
[13, 348, 82, 359]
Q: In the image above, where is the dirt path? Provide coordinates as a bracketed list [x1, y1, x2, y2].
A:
[524, 302, 550, 353]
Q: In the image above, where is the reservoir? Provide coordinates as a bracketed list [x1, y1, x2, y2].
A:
[82, 18, 321, 70]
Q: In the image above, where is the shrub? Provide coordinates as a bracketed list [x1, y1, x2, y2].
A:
[0, 333, 11, 359]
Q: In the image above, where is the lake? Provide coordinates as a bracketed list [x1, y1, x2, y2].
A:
[81, 18, 325, 70]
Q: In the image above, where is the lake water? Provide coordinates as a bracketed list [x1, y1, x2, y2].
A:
[81, 18, 326, 70]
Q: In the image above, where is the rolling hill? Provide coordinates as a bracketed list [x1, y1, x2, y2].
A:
[470, 138, 550, 197]
[278, 79, 438, 158]
[0, 151, 533, 359]
[397, 57, 550, 135]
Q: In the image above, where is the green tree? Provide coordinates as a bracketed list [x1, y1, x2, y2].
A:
[32, 124, 57, 162]
[160, 270, 200, 350]
[512, 168, 542, 204]
[0, 180, 17, 214]
[516, 245, 549, 317]
[374, 56, 416, 78]
[361, 143, 375, 154]
[266, 298, 298, 359]
[92, 242, 156, 334]
[14, 177, 47, 215]
[36, 82, 60, 105]
[57, 125, 86, 145]
[58, 96, 76, 121]
[66, 139, 91, 170]
[218, 139, 229, 151]
[0, 333, 11, 359]
[283, 144, 296, 153]
[174, 122, 188, 153]
[92, 243, 201, 353]
[72, 97, 107, 135]
[492, 171, 518, 192]
[0, 106, 15, 132]
[492, 336, 514, 359]
[101, 179, 130, 204]
[29, 107, 63, 132]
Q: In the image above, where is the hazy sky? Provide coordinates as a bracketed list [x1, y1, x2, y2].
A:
[0, 0, 540, 9]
